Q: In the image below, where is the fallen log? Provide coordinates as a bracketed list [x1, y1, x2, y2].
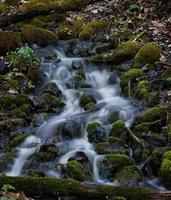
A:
[0, 176, 170, 200]
[0, 0, 102, 28]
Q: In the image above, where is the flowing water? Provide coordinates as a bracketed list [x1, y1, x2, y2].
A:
[6, 44, 165, 189]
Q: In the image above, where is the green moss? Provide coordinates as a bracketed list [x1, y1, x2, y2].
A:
[120, 69, 145, 95]
[109, 120, 126, 137]
[65, 160, 91, 181]
[4, 0, 20, 6]
[104, 154, 135, 172]
[114, 166, 142, 187]
[113, 41, 141, 63]
[86, 121, 101, 135]
[11, 134, 27, 147]
[135, 80, 149, 99]
[0, 31, 21, 56]
[134, 42, 161, 68]
[150, 147, 171, 175]
[79, 20, 107, 40]
[95, 141, 111, 154]
[160, 158, 171, 183]
[0, 176, 150, 200]
[60, 0, 90, 10]
[11, 108, 27, 119]
[79, 92, 96, 109]
[167, 123, 171, 144]
[142, 105, 167, 122]
[21, 25, 58, 46]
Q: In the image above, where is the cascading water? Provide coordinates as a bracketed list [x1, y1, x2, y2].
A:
[6, 45, 140, 185]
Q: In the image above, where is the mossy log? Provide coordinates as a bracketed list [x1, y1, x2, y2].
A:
[0, 0, 101, 28]
[0, 176, 170, 200]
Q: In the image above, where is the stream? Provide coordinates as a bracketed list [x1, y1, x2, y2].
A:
[5, 43, 166, 190]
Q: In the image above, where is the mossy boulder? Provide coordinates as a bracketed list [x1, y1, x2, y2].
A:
[41, 82, 62, 97]
[0, 31, 21, 56]
[141, 105, 167, 123]
[114, 166, 142, 187]
[160, 151, 171, 184]
[134, 42, 161, 68]
[79, 20, 107, 40]
[22, 25, 58, 46]
[86, 121, 106, 143]
[64, 160, 91, 181]
[38, 93, 65, 112]
[95, 141, 112, 154]
[100, 153, 135, 179]
[10, 134, 27, 147]
[109, 120, 127, 138]
[27, 170, 45, 177]
[149, 146, 171, 175]
[35, 144, 59, 162]
[113, 41, 141, 64]
[79, 92, 96, 110]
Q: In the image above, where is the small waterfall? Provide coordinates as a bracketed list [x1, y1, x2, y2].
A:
[7, 46, 137, 183]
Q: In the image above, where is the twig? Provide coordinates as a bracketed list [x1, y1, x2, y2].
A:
[133, 30, 146, 42]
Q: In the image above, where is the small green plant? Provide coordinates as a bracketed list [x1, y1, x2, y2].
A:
[9, 46, 41, 70]
[1, 184, 15, 193]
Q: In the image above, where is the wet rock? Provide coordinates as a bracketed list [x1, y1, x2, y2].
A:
[41, 82, 62, 97]
[35, 144, 59, 162]
[114, 165, 142, 187]
[108, 71, 118, 85]
[99, 105, 120, 124]
[64, 160, 91, 181]
[57, 119, 82, 140]
[96, 43, 111, 54]
[68, 151, 89, 164]
[86, 121, 107, 143]
[79, 92, 97, 110]
[37, 93, 65, 112]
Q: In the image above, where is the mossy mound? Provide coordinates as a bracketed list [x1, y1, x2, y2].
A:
[95, 141, 111, 154]
[115, 166, 142, 187]
[79, 92, 96, 110]
[103, 154, 135, 173]
[10, 134, 27, 147]
[160, 151, 171, 184]
[141, 105, 167, 123]
[79, 20, 107, 40]
[134, 42, 161, 68]
[113, 41, 141, 64]
[109, 120, 127, 138]
[64, 160, 91, 181]
[21, 25, 58, 46]
[0, 31, 21, 56]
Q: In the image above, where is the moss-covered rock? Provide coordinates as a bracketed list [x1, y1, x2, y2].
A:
[141, 105, 167, 123]
[86, 121, 106, 143]
[101, 154, 135, 179]
[21, 25, 58, 46]
[64, 160, 91, 181]
[27, 170, 45, 177]
[79, 92, 96, 110]
[150, 146, 171, 175]
[10, 134, 27, 147]
[0, 31, 21, 56]
[109, 120, 127, 138]
[114, 166, 142, 187]
[134, 42, 161, 68]
[79, 20, 107, 40]
[95, 141, 111, 154]
[36, 144, 59, 162]
[160, 151, 171, 184]
[113, 41, 141, 64]
[38, 93, 65, 112]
